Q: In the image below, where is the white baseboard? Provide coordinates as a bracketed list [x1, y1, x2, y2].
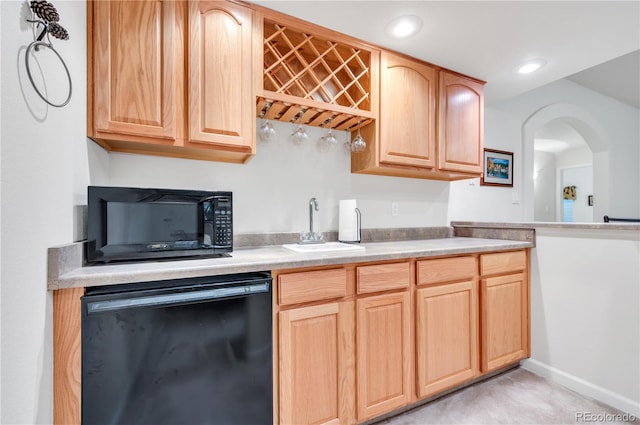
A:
[521, 359, 640, 418]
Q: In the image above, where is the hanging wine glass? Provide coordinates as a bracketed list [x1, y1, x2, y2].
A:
[258, 119, 276, 142]
[322, 128, 338, 146]
[258, 102, 276, 143]
[319, 117, 338, 151]
[291, 124, 308, 144]
[351, 121, 366, 152]
[290, 110, 308, 145]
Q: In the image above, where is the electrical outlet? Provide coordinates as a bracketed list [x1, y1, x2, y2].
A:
[391, 202, 400, 216]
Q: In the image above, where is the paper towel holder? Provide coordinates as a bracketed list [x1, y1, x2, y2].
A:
[340, 208, 361, 244]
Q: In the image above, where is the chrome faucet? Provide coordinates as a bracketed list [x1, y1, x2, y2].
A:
[309, 197, 319, 235]
[299, 197, 324, 244]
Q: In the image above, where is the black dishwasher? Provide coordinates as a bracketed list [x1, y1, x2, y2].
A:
[81, 272, 272, 425]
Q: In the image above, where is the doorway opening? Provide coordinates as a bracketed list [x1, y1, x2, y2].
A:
[533, 119, 593, 222]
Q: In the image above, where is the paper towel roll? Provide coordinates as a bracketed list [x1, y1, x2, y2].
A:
[339, 200, 360, 242]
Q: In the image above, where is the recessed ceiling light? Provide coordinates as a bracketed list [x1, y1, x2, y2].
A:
[386, 15, 423, 39]
[515, 59, 547, 74]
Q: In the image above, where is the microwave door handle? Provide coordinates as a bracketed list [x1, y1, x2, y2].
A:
[199, 195, 230, 203]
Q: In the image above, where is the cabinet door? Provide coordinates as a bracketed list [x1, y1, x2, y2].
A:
[379, 51, 437, 169]
[279, 302, 354, 425]
[357, 292, 411, 421]
[416, 281, 478, 398]
[189, 1, 255, 152]
[481, 273, 528, 372]
[92, 0, 180, 141]
[438, 71, 484, 174]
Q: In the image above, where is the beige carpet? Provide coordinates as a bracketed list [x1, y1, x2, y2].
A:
[376, 368, 638, 425]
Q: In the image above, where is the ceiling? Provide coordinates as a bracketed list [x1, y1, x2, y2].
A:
[534, 120, 588, 154]
[252, 1, 640, 107]
[566, 50, 639, 109]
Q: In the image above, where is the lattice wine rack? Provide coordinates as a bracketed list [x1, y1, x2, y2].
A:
[257, 18, 376, 131]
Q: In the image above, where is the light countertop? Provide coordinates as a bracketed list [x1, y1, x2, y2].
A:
[48, 237, 533, 290]
[452, 221, 640, 231]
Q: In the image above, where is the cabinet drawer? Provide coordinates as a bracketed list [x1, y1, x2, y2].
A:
[417, 256, 476, 286]
[279, 268, 347, 306]
[481, 250, 527, 276]
[357, 262, 410, 294]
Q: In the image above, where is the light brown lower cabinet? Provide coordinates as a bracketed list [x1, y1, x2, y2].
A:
[415, 280, 478, 398]
[479, 250, 529, 373]
[480, 272, 528, 372]
[279, 301, 355, 425]
[356, 291, 411, 421]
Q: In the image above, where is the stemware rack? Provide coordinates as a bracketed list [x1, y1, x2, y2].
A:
[257, 17, 378, 131]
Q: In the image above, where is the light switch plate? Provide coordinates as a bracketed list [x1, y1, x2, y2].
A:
[512, 191, 520, 204]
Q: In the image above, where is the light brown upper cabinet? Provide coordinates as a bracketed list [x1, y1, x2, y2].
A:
[88, 0, 256, 163]
[89, 0, 181, 143]
[438, 71, 484, 174]
[351, 53, 485, 180]
[188, 1, 255, 154]
[378, 51, 437, 169]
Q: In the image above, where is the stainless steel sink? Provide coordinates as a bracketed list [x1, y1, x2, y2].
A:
[282, 242, 365, 253]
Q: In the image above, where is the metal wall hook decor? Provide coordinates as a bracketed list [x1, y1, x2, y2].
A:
[25, 0, 72, 107]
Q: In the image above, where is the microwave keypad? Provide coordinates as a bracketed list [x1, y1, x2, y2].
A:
[214, 208, 232, 247]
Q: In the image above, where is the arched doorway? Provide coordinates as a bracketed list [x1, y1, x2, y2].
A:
[534, 119, 593, 222]
[522, 103, 610, 222]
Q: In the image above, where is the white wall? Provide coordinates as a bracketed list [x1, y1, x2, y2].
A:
[533, 150, 556, 221]
[449, 79, 640, 223]
[1, 1, 89, 423]
[523, 228, 640, 416]
[447, 107, 525, 222]
[0, 2, 3, 419]
[107, 120, 452, 234]
[556, 145, 593, 169]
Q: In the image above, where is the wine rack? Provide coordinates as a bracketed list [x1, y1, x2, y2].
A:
[258, 18, 377, 130]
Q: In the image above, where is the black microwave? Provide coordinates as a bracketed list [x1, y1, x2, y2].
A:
[86, 186, 232, 263]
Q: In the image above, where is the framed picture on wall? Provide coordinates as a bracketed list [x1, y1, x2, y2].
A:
[481, 148, 514, 187]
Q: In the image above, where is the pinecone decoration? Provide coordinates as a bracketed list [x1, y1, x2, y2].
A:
[49, 22, 69, 40]
[30, 0, 60, 23]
